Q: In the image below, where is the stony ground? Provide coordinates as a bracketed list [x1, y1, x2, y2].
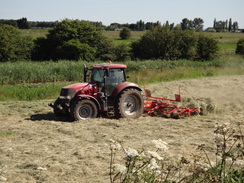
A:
[0, 75, 243, 183]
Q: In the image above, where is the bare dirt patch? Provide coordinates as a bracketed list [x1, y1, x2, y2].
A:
[0, 75, 243, 182]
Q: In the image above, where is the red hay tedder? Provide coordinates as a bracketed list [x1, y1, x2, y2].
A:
[143, 85, 199, 118]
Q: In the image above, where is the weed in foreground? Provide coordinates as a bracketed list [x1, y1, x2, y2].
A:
[109, 123, 244, 183]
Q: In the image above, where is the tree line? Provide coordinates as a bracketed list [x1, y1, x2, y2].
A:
[0, 19, 243, 63]
[213, 18, 239, 32]
[0, 17, 242, 32]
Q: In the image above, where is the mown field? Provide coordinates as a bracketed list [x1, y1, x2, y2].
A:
[0, 75, 243, 182]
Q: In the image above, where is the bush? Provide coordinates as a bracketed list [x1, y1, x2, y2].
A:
[0, 24, 34, 62]
[32, 19, 114, 61]
[131, 26, 219, 61]
[119, 28, 131, 40]
[196, 35, 219, 60]
[113, 44, 131, 61]
[235, 38, 244, 55]
[62, 39, 95, 61]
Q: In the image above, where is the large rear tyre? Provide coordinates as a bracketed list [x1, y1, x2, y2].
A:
[115, 89, 144, 119]
[70, 99, 98, 121]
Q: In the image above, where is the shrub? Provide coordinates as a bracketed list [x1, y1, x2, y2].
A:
[32, 19, 114, 61]
[196, 35, 219, 60]
[62, 39, 95, 61]
[113, 44, 131, 61]
[131, 26, 219, 61]
[235, 38, 244, 55]
[0, 24, 34, 62]
[119, 28, 131, 40]
[131, 26, 197, 60]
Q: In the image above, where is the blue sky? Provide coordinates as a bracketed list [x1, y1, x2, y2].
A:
[1, 0, 244, 28]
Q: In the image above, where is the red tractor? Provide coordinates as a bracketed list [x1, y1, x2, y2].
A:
[50, 63, 144, 120]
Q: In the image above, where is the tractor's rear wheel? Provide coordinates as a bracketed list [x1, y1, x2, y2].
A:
[115, 89, 144, 119]
[70, 99, 98, 121]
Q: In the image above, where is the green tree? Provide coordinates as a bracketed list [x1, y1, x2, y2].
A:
[136, 20, 145, 31]
[32, 19, 113, 61]
[17, 17, 31, 29]
[113, 44, 131, 61]
[233, 21, 238, 32]
[0, 24, 33, 62]
[181, 18, 189, 30]
[0, 19, 18, 28]
[235, 39, 244, 55]
[62, 39, 95, 61]
[131, 26, 190, 60]
[228, 18, 232, 32]
[192, 18, 204, 32]
[196, 35, 219, 60]
[119, 28, 131, 40]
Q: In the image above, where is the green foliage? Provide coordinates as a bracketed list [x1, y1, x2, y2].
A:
[0, 82, 69, 101]
[119, 28, 131, 40]
[1, 57, 243, 101]
[0, 24, 34, 62]
[62, 39, 95, 61]
[113, 44, 131, 61]
[16, 17, 31, 29]
[32, 19, 113, 61]
[235, 38, 244, 55]
[131, 26, 218, 61]
[196, 35, 219, 60]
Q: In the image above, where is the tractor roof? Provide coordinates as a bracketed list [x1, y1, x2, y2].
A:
[92, 63, 127, 69]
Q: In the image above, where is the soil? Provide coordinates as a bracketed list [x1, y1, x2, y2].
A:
[0, 75, 244, 183]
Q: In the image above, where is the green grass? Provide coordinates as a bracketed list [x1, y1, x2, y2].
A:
[0, 56, 243, 101]
[19, 28, 49, 38]
[0, 82, 74, 101]
[0, 29, 242, 101]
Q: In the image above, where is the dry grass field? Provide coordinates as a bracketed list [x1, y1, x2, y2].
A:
[0, 75, 244, 182]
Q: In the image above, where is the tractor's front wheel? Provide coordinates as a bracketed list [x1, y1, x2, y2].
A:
[115, 89, 144, 119]
[53, 98, 68, 116]
[70, 99, 98, 121]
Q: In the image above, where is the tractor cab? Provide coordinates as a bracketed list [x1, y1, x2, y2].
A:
[86, 63, 127, 96]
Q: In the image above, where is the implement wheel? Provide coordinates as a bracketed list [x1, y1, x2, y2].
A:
[115, 89, 144, 119]
[70, 99, 97, 121]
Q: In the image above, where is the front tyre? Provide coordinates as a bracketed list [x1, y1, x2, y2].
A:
[70, 99, 98, 121]
[115, 89, 144, 119]
[53, 98, 67, 116]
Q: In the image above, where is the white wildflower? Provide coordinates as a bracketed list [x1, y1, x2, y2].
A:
[109, 139, 121, 152]
[152, 139, 169, 151]
[144, 151, 163, 161]
[148, 158, 160, 170]
[214, 123, 231, 135]
[124, 147, 139, 158]
[214, 134, 224, 143]
[112, 164, 127, 174]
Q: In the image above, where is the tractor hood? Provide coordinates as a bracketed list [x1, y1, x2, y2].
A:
[59, 82, 90, 100]
[63, 82, 90, 91]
